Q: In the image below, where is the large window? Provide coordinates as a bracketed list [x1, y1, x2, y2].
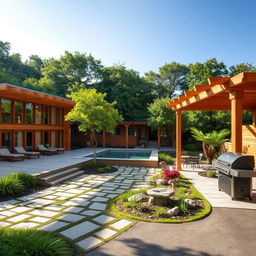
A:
[44, 106, 50, 125]
[43, 132, 49, 146]
[14, 131, 23, 147]
[2, 132, 11, 150]
[14, 101, 24, 124]
[35, 105, 42, 124]
[51, 107, 56, 125]
[57, 108, 63, 125]
[57, 131, 63, 147]
[1, 99, 11, 123]
[111, 127, 121, 136]
[128, 127, 136, 136]
[26, 132, 33, 151]
[26, 103, 33, 124]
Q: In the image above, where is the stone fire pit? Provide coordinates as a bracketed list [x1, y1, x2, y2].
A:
[147, 187, 174, 206]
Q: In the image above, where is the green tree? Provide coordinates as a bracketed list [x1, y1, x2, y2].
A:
[187, 58, 228, 90]
[190, 127, 230, 164]
[229, 63, 256, 76]
[95, 65, 154, 120]
[42, 51, 103, 97]
[65, 89, 123, 162]
[147, 98, 175, 128]
[145, 62, 189, 98]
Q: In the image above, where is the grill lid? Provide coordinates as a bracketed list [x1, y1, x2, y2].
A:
[216, 152, 255, 170]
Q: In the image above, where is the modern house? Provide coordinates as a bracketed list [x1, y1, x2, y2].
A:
[0, 83, 74, 151]
[167, 72, 256, 170]
[0, 83, 174, 151]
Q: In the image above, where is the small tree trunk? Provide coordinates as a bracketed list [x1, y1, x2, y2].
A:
[202, 142, 215, 164]
[90, 130, 97, 164]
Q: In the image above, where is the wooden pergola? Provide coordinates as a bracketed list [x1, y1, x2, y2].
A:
[167, 72, 256, 171]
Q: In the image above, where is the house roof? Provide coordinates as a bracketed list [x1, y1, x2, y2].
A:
[0, 83, 75, 108]
[167, 72, 256, 111]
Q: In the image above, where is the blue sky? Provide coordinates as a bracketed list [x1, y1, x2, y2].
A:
[1, 0, 256, 75]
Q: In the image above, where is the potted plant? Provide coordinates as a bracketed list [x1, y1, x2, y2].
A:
[139, 139, 147, 148]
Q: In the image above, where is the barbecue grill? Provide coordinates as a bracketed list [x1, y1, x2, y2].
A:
[213, 152, 256, 200]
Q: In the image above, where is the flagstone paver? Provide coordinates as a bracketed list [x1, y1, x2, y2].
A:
[93, 215, 115, 224]
[76, 236, 102, 250]
[109, 219, 133, 230]
[95, 228, 117, 239]
[0, 166, 160, 253]
[60, 221, 100, 239]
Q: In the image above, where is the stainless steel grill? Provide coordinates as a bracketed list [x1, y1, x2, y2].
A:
[213, 152, 256, 200]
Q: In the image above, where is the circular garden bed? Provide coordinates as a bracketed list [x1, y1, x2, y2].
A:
[110, 174, 211, 223]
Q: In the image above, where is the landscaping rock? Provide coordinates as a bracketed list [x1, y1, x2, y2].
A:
[128, 193, 144, 202]
[147, 188, 174, 206]
[147, 196, 154, 207]
[155, 179, 167, 185]
[167, 206, 179, 216]
[184, 199, 196, 208]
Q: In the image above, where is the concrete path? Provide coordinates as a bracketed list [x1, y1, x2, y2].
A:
[181, 170, 256, 209]
[0, 166, 158, 253]
[87, 208, 256, 256]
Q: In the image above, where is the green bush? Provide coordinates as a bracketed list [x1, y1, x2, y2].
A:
[0, 176, 24, 196]
[158, 153, 174, 164]
[85, 161, 96, 168]
[98, 167, 105, 172]
[0, 228, 72, 256]
[104, 166, 112, 171]
[178, 200, 189, 215]
[8, 172, 37, 188]
[206, 170, 217, 178]
[124, 197, 139, 208]
[154, 206, 167, 217]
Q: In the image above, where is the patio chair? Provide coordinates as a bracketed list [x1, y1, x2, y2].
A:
[0, 148, 25, 161]
[36, 144, 57, 155]
[45, 145, 64, 154]
[14, 147, 40, 159]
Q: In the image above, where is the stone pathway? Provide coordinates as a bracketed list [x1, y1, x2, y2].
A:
[181, 170, 256, 209]
[0, 166, 159, 253]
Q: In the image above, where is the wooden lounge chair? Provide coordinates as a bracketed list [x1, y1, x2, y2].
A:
[0, 148, 25, 161]
[14, 147, 40, 159]
[46, 146, 65, 154]
[36, 144, 57, 155]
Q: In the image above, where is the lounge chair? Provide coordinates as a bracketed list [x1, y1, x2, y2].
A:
[46, 146, 65, 154]
[14, 147, 40, 159]
[36, 144, 57, 155]
[0, 148, 25, 161]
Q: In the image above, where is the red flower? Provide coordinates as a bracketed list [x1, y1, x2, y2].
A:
[162, 166, 180, 180]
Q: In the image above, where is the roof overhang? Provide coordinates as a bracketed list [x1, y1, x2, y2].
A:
[167, 72, 256, 111]
[0, 83, 75, 109]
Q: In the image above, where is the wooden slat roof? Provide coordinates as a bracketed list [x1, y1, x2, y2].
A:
[0, 83, 75, 109]
[167, 72, 256, 111]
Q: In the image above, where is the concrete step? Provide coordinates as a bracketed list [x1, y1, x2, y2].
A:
[41, 167, 80, 182]
[48, 170, 85, 186]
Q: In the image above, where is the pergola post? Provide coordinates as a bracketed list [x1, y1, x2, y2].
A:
[176, 110, 182, 171]
[157, 127, 161, 149]
[230, 91, 243, 153]
[103, 131, 106, 148]
[125, 124, 129, 149]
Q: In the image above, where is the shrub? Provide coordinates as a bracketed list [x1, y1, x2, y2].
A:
[178, 200, 189, 215]
[0, 176, 24, 196]
[176, 187, 187, 200]
[158, 153, 174, 164]
[154, 206, 167, 217]
[125, 197, 139, 208]
[104, 166, 112, 171]
[98, 167, 105, 172]
[206, 170, 217, 178]
[85, 161, 96, 169]
[0, 228, 72, 256]
[8, 172, 37, 188]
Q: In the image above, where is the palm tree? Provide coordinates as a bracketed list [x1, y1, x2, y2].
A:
[190, 127, 230, 164]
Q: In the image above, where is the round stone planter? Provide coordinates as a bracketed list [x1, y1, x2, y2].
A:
[147, 187, 174, 206]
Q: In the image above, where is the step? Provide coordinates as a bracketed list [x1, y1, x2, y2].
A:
[41, 167, 80, 182]
[48, 170, 85, 186]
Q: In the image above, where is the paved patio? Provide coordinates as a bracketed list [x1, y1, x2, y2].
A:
[0, 166, 158, 253]
[181, 169, 256, 209]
